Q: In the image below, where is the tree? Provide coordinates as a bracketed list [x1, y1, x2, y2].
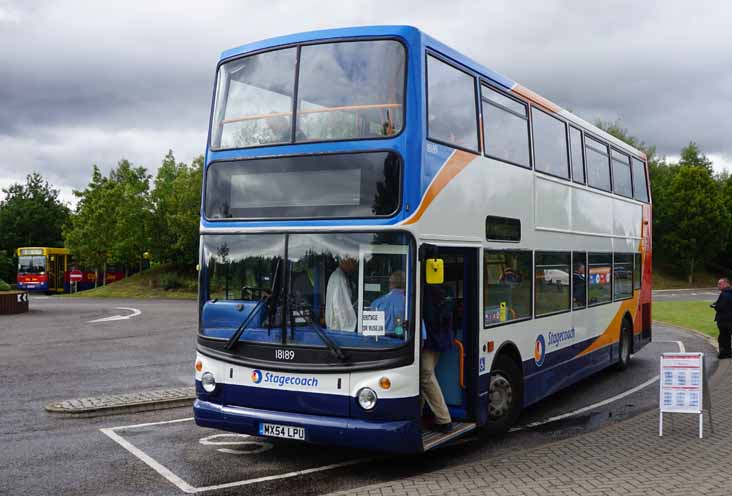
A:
[64, 166, 116, 285]
[148, 152, 203, 268]
[0, 173, 70, 281]
[679, 142, 713, 173]
[64, 160, 152, 283]
[108, 160, 152, 274]
[664, 162, 730, 284]
[147, 150, 182, 266]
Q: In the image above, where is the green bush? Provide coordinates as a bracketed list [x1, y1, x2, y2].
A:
[159, 273, 184, 290]
[0, 279, 11, 291]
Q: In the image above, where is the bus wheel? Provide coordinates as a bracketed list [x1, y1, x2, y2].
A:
[484, 354, 523, 435]
[616, 318, 632, 371]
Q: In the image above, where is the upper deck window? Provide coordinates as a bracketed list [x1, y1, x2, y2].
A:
[481, 85, 530, 168]
[296, 41, 405, 142]
[532, 108, 569, 179]
[632, 158, 649, 202]
[569, 126, 585, 183]
[585, 136, 611, 192]
[211, 40, 406, 150]
[427, 55, 479, 152]
[611, 150, 633, 198]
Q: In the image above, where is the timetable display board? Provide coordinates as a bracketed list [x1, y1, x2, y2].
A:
[659, 353, 704, 414]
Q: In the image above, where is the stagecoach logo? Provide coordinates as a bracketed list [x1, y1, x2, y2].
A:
[250, 369, 320, 388]
[534, 335, 546, 367]
[251, 369, 263, 384]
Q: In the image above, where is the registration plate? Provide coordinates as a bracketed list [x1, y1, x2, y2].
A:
[259, 423, 306, 441]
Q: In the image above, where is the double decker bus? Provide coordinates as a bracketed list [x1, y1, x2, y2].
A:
[194, 26, 652, 453]
[16, 247, 124, 293]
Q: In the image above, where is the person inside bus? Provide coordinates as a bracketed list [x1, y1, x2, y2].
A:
[573, 262, 586, 307]
[370, 270, 406, 337]
[499, 266, 522, 285]
[325, 257, 357, 331]
[265, 114, 307, 143]
[421, 281, 455, 433]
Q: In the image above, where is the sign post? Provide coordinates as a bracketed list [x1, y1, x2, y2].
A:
[659, 352, 712, 438]
[70, 270, 83, 294]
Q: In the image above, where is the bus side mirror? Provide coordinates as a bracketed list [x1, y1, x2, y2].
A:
[425, 258, 444, 285]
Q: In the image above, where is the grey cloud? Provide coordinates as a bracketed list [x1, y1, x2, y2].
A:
[2, 0, 732, 202]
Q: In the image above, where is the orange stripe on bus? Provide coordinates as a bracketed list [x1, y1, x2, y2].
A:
[512, 84, 562, 113]
[403, 150, 476, 225]
[576, 294, 639, 358]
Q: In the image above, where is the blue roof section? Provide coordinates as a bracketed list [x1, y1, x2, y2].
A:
[219, 25, 517, 91]
[220, 25, 423, 61]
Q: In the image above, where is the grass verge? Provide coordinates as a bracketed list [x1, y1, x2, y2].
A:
[652, 266, 719, 290]
[653, 300, 718, 338]
[64, 266, 197, 300]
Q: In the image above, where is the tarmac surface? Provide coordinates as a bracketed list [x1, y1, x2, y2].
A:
[652, 287, 719, 302]
[0, 296, 721, 495]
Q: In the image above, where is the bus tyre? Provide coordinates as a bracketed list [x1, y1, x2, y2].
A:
[484, 354, 523, 435]
[616, 319, 632, 371]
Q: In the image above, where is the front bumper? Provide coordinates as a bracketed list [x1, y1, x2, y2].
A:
[194, 399, 423, 453]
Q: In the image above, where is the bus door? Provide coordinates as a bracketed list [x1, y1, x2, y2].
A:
[420, 245, 479, 448]
[48, 254, 63, 292]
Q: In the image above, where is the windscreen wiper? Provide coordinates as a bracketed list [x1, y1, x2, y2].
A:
[224, 258, 281, 350]
[288, 297, 348, 362]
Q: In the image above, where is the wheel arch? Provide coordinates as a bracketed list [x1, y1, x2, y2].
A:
[622, 311, 634, 353]
[492, 341, 524, 378]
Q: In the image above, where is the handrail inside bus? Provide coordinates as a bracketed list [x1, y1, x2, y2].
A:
[221, 103, 402, 125]
[453, 338, 465, 389]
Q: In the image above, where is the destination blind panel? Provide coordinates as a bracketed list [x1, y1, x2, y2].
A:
[205, 151, 401, 220]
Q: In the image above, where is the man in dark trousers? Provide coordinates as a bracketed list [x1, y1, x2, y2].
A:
[711, 278, 732, 359]
[421, 283, 456, 432]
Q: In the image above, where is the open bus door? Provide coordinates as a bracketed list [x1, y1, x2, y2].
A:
[420, 244, 479, 451]
[47, 253, 67, 293]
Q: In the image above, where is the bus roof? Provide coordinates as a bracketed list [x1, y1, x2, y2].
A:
[220, 25, 645, 161]
[17, 247, 70, 256]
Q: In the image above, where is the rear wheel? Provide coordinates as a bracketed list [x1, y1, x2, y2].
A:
[616, 319, 633, 370]
[483, 354, 523, 435]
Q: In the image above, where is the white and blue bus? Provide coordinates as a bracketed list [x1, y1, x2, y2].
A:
[194, 26, 653, 453]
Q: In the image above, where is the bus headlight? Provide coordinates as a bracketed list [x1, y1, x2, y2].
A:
[357, 387, 377, 411]
[201, 372, 217, 393]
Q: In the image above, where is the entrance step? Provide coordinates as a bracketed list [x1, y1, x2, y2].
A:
[422, 422, 476, 451]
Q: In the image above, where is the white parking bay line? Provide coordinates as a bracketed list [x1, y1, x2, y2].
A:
[101, 417, 374, 494]
[89, 307, 141, 323]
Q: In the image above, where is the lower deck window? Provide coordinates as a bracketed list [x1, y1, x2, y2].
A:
[572, 252, 587, 310]
[535, 252, 571, 316]
[614, 253, 633, 299]
[484, 250, 532, 326]
[588, 253, 612, 305]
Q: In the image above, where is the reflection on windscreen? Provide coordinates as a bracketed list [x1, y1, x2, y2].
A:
[230, 169, 361, 209]
[211, 40, 405, 149]
[203, 232, 411, 350]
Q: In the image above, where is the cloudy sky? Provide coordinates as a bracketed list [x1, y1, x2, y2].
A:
[2, 0, 731, 206]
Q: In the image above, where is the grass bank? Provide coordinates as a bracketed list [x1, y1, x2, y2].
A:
[653, 300, 718, 338]
[65, 266, 197, 300]
[652, 266, 719, 290]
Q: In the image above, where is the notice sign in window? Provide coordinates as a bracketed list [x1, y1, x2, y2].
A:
[361, 310, 385, 336]
[659, 353, 704, 414]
